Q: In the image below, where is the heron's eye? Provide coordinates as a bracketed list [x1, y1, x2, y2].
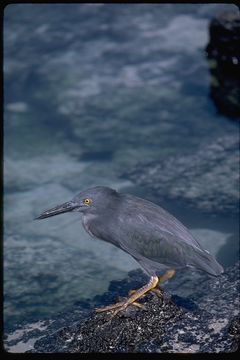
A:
[83, 198, 92, 205]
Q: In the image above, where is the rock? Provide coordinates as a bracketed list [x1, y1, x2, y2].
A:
[122, 134, 239, 215]
[206, 10, 240, 119]
[4, 262, 239, 353]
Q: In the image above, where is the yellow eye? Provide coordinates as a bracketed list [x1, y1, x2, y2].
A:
[83, 198, 92, 205]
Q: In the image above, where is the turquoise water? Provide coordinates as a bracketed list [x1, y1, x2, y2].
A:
[4, 3, 239, 331]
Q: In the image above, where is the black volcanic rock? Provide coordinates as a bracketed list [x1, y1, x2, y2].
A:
[206, 10, 240, 119]
[4, 262, 239, 353]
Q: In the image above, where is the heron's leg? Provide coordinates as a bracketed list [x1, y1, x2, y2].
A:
[128, 288, 161, 297]
[128, 269, 175, 298]
[95, 276, 158, 314]
[129, 287, 162, 298]
[151, 269, 176, 297]
[158, 269, 175, 283]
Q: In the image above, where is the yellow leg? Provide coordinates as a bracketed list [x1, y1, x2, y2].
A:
[95, 269, 175, 317]
[153, 269, 176, 297]
[158, 269, 175, 283]
[128, 286, 162, 297]
[128, 269, 175, 298]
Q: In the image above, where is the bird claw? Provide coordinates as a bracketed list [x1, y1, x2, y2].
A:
[95, 298, 146, 317]
[132, 301, 147, 310]
[95, 274, 168, 318]
[106, 301, 147, 320]
[95, 300, 125, 313]
[150, 288, 162, 298]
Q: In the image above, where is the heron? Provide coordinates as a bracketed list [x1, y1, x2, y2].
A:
[36, 186, 223, 316]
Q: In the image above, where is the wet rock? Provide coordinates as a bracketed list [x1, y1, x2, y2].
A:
[4, 262, 239, 353]
[206, 10, 240, 119]
[228, 315, 240, 348]
[123, 134, 239, 215]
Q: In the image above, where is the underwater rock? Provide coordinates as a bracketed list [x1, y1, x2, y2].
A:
[123, 134, 239, 215]
[4, 262, 239, 353]
[206, 10, 240, 119]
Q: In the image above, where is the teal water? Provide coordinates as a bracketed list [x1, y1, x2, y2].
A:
[4, 3, 239, 331]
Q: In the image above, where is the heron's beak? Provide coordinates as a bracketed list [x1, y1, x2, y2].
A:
[35, 201, 78, 220]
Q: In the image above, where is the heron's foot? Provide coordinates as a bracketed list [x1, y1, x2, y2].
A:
[95, 271, 176, 319]
[95, 275, 159, 318]
[95, 299, 146, 314]
[95, 299, 127, 313]
[150, 287, 162, 297]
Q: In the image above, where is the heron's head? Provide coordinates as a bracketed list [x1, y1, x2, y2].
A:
[35, 186, 118, 219]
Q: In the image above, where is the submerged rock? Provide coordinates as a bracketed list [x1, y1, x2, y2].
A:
[123, 134, 239, 215]
[4, 262, 239, 353]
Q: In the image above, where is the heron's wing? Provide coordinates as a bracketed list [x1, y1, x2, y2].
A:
[119, 223, 194, 268]
[119, 226, 222, 276]
[117, 200, 222, 275]
[118, 196, 204, 253]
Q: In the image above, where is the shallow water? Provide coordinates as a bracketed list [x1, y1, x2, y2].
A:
[4, 3, 239, 331]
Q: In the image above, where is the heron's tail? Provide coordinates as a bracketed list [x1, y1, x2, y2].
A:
[192, 248, 224, 276]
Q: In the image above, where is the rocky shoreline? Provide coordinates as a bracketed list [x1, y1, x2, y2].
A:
[4, 261, 239, 353]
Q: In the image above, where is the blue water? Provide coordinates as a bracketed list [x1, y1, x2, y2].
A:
[4, 3, 239, 331]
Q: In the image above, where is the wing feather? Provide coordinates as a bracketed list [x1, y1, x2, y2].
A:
[117, 195, 223, 275]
